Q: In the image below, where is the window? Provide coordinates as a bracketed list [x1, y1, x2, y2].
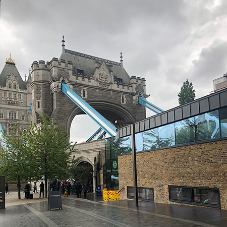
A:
[0, 113, 3, 119]
[175, 117, 195, 145]
[13, 93, 17, 99]
[3, 92, 7, 98]
[158, 123, 175, 148]
[9, 112, 16, 119]
[220, 107, 227, 138]
[143, 128, 159, 151]
[121, 95, 126, 104]
[127, 186, 154, 201]
[13, 84, 16, 89]
[37, 101, 40, 109]
[9, 93, 12, 99]
[8, 83, 12, 89]
[21, 115, 25, 121]
[81, 88, 87, 98]
[169, 185, 220, 208]
[195, 110, 220, 141]
[18, 94, 22, 99]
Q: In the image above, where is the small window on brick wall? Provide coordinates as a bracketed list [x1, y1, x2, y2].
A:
[127, 186, 154, 201]
[169, 185, 221, 208]
[0, 113, 3, 119]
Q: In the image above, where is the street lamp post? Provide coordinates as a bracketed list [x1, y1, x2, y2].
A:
[131, 123, 138, 207]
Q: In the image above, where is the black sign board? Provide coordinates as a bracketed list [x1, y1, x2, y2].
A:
[48, 191, 62, 210]
[0, 176, 5, 209]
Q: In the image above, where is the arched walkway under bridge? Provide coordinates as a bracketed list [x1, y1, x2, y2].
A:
[72, 139, 105, 193]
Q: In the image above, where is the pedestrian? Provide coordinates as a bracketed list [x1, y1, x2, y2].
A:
[67, 182, 71, 195]
[61, 182, 65, 194]
[75, 182, 80, 198]
[33, 182, 37, 193]
[5, 182, 9, 194]
[39, 182, 44, 198]
[24, 184, 30, 199]
[78, 182, 82, 198]
[83, 183, 87, 198]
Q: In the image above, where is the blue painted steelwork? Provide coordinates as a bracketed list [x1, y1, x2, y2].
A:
[61, 81, 117, 137]
[30, 104, 32, 113]
[86, 127, 102, 142]
[97, 131, 106, 140]
[0, 123, 6, 149]
[138, 95, 164, 114]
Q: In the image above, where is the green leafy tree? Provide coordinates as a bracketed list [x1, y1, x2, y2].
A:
[178, 79, 196, 105]
[0, 123, 36, 199]
[23, 115, 75, 198]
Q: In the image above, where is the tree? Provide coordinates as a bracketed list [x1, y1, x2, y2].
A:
[178, 79, 195, 105]
[23, 115, 75, 198]
[0, 123, 36, 199]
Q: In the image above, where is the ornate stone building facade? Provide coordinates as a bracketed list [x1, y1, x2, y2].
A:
[0, 55, 31, 135]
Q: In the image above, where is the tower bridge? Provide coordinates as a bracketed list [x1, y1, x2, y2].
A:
[0, 38, 156, 192]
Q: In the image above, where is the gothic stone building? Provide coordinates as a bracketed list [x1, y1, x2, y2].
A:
[0, 56, 32, 135]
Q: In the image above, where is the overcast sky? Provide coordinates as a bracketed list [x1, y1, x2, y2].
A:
[1, 0, 227, 143]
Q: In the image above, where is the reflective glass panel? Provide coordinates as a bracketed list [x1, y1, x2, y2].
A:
[118, 136, 132, 155]
[195, 110, 220, 141]
[135, 132, 143, 152]
[175, 117, 195, 145]
[220, 107, 227, 138]
[143, 128, 159, 150]
[158, 123, 175, 148]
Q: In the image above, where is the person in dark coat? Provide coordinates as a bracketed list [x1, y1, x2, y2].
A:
[39, 182, 44, 198]
[24, 184, 30, 199]
[5, 182, 9, 194]
[67, 182, 71, 195]
[83, 183, 87, 198]
[74, 182, 80, 198]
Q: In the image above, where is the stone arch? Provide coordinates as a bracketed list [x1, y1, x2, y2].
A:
[66, 101, 135, 136]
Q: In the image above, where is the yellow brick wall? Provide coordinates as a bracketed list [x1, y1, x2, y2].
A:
[118, 139, 227, 209]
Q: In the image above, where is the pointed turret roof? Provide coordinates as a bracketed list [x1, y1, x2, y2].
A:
[0, 55, 26, 90]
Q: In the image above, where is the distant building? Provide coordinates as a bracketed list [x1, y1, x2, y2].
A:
[213, 73, 227, 92]
[0, 55, 31, 135]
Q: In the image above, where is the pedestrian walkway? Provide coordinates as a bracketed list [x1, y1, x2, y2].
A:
[1, 191, 227, 227]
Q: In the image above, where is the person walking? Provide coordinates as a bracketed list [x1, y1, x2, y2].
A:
[39, 182, 44, 198]
[83, 183, 87, 198]
[33, 182, 37, 193]
[5, 182, 9, 194]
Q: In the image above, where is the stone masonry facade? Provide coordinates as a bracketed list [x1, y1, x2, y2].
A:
[118, 139, 227, 210]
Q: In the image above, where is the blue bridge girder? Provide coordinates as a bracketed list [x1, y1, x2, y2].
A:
[61, 81, 117, 137]
[138, 95, 164, 114]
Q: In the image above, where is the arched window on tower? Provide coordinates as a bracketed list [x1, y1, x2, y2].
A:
[13, 83, 17, 89]
[9, 83, 12, 89]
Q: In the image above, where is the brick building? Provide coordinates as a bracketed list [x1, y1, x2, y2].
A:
[106, 88, 227, 209]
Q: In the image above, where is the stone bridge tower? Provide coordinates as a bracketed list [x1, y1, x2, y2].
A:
[30, 39, 147, 135]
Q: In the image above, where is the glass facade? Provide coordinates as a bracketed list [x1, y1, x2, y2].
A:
[104, 136, 131, 190]
[134, 108, 226, 152]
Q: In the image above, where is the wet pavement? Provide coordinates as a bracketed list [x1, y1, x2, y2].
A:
[1, 191, 227, 227]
